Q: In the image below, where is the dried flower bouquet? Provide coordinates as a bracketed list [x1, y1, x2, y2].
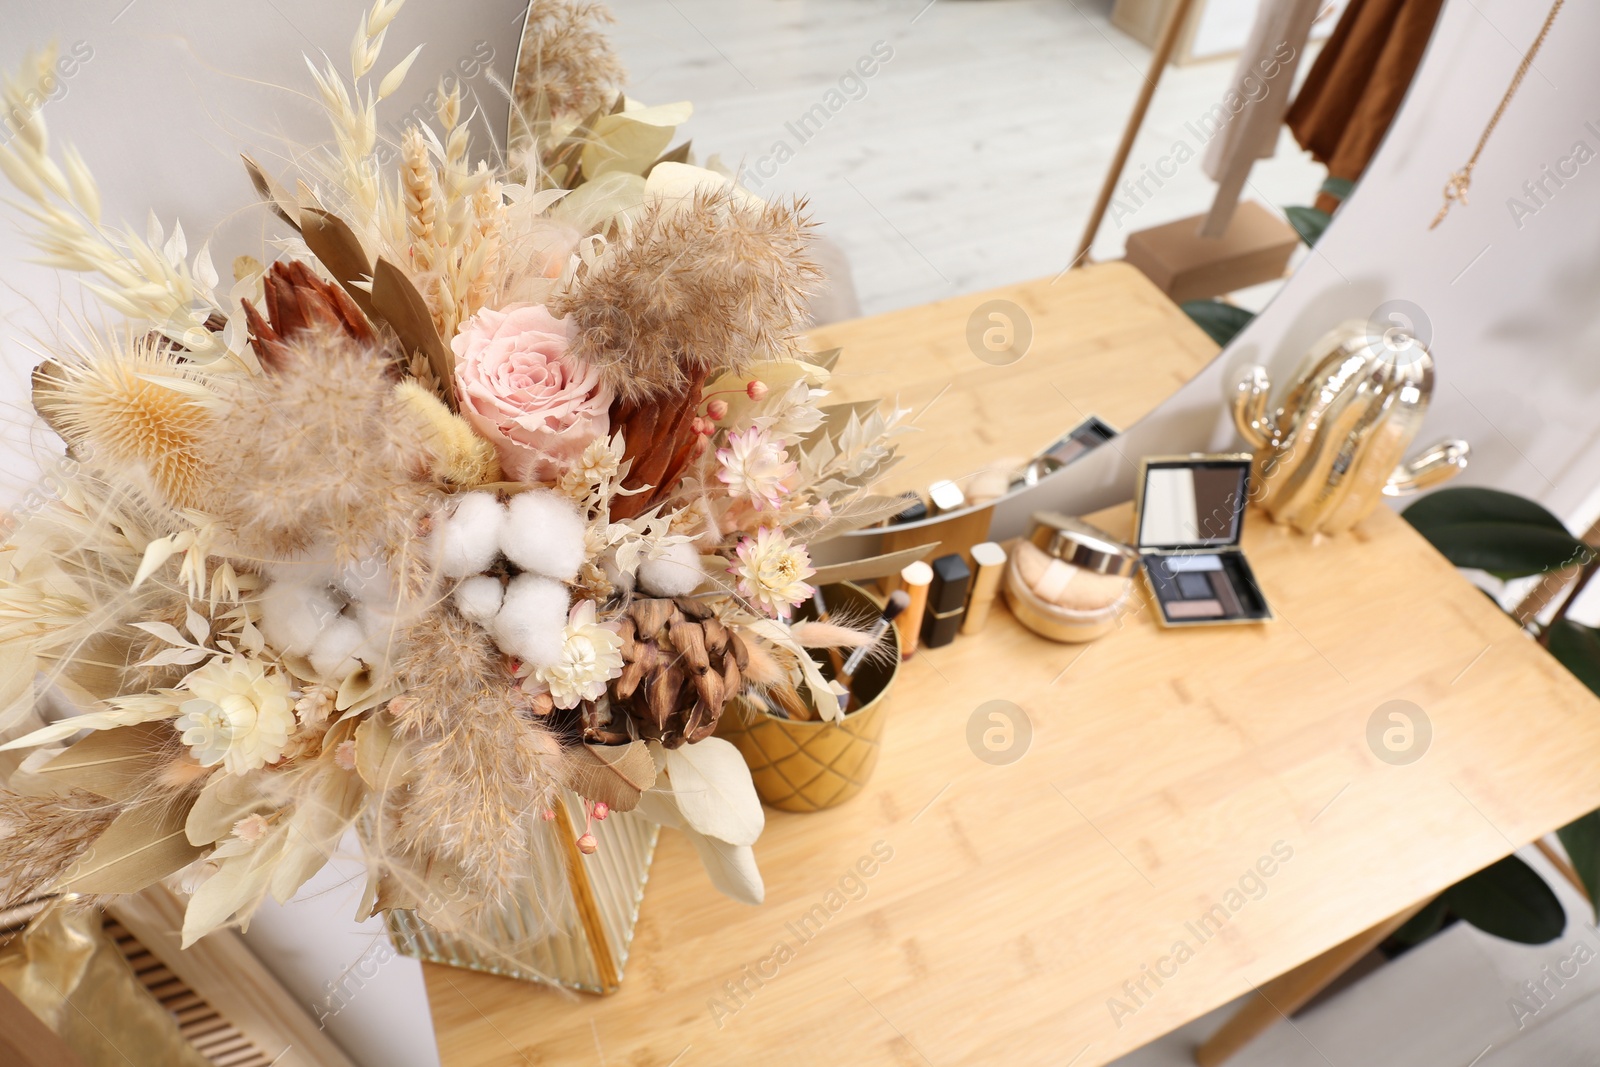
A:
[0, 0, 909, 947]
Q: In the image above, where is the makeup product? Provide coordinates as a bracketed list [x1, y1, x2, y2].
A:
[887, 491, 928, 526]
[839, 589, 910, 713]
[1134, 454, 1272, 627]
[1016, 415, 1119, 489]
[896, 561, 933, 659]
[1003, 513, 1140, 643]
[928, 480, 966, 515]
[921, 554, 972, 649]
[961, 542, 1008, 635]
[810, 587, 845, 678]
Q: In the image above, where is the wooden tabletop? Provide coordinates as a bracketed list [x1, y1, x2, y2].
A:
[424, 267, 1600, 1066]
[806, 262, 1219, 497]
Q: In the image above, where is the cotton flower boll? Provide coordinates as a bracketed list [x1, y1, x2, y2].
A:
[337, 558, 395, 605]
[309, 615, 367, 680]
[434, 491, 507, 578]
[259, 551, 340, 589]
[637, 541, 705, 597]
[600, 551, 635, 595]
[491, 574, 569, 667]
[454, 574, 505, 624]
[258, 579, 344, 657]
[501, 490, 586, 580]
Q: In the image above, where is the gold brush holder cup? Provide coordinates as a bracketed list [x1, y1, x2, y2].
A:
[717, 582, 898, 813]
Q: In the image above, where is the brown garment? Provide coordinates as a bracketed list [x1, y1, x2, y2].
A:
[1286, 0, 1447, 211]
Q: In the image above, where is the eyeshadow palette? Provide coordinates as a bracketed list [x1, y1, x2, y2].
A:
[1133, 454, 1273, 628]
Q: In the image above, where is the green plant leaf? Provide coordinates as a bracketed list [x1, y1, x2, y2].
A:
[1547, 619, 1600, 699]
[1180, 300, 1255, 347]
[1445, 854, 1566, 944]
[1320, 176, 1356, 201]
[1403, 487, 1570, 535]
[1415, 522, 1587, 578]
[1285, 206, 1332, 246]
[1557, 810, 1600, 922]
[1389, 895, 1449, 947]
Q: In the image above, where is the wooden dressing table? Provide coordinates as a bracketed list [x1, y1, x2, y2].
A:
[424, 265, 1600, 1066]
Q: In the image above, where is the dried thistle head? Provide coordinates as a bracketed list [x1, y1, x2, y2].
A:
[201, 328, 442, 565]
[548, 187, 822, 405]
[515, 0, 626, 120]
[33, 333, 218, 511]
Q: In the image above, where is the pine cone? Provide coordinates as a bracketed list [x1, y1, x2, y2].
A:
[243, 260, 376, 370]
[613, 597, 747, 748]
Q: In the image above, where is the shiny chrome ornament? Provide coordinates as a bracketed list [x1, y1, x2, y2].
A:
[1231, 321, 1469, 536]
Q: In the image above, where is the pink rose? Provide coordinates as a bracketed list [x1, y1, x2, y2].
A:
[452, 304, 613, 483]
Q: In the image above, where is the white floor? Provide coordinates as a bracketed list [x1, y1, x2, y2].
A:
[607, 0, 1324, 318]
[605, 4, 1600, 1065]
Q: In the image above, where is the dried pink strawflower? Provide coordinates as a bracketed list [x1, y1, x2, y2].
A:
[716, 426, 795, 511]
[453, 304, 613, 483]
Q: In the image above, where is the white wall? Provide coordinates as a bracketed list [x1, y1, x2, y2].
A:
[0, 0, 523, 504]
[1003, 0, 1600, 535]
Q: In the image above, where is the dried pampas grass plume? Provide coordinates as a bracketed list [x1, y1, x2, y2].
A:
[34, 335, 217, 511]
[550, 186, 822, 405]
[515, 0, 626, 120]
[390, 606, 500, 737]
[0, 788, 121, 909]
[389, 684, 564, 909]
[203, 329, 441, 564]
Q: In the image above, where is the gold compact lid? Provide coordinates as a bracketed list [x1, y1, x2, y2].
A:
[1026, 513, 1140, 577]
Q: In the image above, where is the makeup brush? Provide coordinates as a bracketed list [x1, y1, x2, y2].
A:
[838, 590, 910, 713]
[811, 587, 846, 678]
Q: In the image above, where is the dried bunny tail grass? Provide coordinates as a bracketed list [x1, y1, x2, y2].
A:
[515, 0, 626, 120]
[202, 328, 443, 565]
[393, 380, 501, 487]
[0, 788, 121, 909]
[387, 685, 565, 910]
[549, 187, 823, 405]
[34, 332, 219, 512]
[390, 606, 500, 736]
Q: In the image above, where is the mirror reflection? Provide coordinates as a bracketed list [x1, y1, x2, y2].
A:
[565, 0, 1440, 517]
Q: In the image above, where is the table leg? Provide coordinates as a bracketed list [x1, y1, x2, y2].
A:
[1534, 836, 1587, 897]
[1193, 897, 1435, 1067]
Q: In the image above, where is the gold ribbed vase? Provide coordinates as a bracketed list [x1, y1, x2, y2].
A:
[716, 583, 898, 813]
[386, 792, 657, 994]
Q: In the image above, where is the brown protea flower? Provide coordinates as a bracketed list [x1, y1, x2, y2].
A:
[613, 597, 747, 748]
[242, 259, 376, 370]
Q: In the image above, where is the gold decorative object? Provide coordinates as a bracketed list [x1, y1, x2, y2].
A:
[1231, 320, 1470, 536]
[0, 904, 213, 1067]
[387, 793, 658, 995]
[717, 584, 898, 813]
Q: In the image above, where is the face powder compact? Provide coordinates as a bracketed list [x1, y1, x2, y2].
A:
[1003, 513, 1141, 643]
[1133, 454, 1272, 627]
